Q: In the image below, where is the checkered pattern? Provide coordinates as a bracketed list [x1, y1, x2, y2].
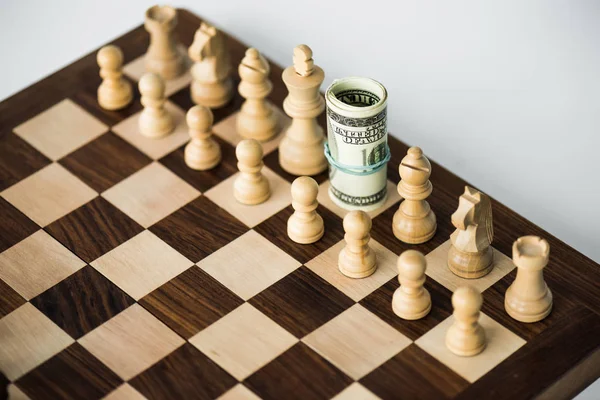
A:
[0, 52, 546, 400]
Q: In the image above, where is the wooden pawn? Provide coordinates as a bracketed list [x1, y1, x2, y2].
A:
[234, 139, 270, 205]
[338, 210, 377, 278]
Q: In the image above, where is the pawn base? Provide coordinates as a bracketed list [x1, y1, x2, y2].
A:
[139, 112, 174, 139]
[287, 215, 324, 245]
[446, 326, 486, 357]
[338, 248, 377, 279]
[392, 289, 431, 320]
[233, 176, 270, 205]
[184, 142, 222, 171]
[98, 84, 133, 111]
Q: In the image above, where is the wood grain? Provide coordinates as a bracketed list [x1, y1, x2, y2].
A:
[0, 197, 39, 254]
[0, 134, 50, 192]
[0, 279, 25, 319]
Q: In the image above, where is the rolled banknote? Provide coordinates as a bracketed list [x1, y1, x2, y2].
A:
[325, 77, 389, 211]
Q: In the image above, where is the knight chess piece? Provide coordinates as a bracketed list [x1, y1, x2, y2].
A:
[138, 73, 174, 138]
[392, 147, 437, 244]
[448, 186, 494, 278]
[188, 22, 234, 108]
[392, 250, 432, 320]
[446, 286, 486, 357]
[278, 44, 327, 176]
[184, 105, 221, 170]
[338, 210, 377, 278]
[234, 139, 270, 205]
[287, 176, 324, 244]
[505, 236, 553, 323]
[97, 45, 133, 110]
[144, 5, 187, 79]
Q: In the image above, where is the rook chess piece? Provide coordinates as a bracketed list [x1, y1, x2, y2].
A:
[234, 139, 270, 205]
[188, 22, 234, 108]
[144, 5, 187, 79]
[446, 286, 486, 357]
[392, 250, 431, 320]
[184, 105, 221, 170]
[448, 186, 494, 278]
[505, 236, 553, 322]
[97, 45, 132, 110]
[237, 48, 279, 142]
[278, 44, 327, 176]
[338, 210, 377, 278]
[287, 176, 324, 244]
[392, 147, 437, 244]
[138, 73, 174, 138]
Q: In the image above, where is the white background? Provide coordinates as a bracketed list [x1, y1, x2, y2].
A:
[1, 0, 598, 397]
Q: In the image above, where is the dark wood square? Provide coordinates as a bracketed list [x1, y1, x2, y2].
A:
[16, 343, 122, 399]
[361, 344, 469, 400]
[130, 343, 236, 400]
[263, 149, 329, 185]
[249, 266, 354, 338]
[30, 265, 135, 339]
[159, 137, 237, 193]
[0, 279, 26, 318]
[0, 133, 50, 191]
[139, 267, 244, 339]
[245, 342, 353, 400]
[45, 196, 144, 264]
[59, 131, 151, 193]
[0, 197, 39, 253]
[254, 204, 344, 264]
[149, 196, 248, 263]
[360, 275, 453, 341]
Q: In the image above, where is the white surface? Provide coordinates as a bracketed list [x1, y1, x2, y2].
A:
[0, 0, 598, 395]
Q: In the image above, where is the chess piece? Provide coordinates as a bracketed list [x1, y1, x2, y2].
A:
[234, 139, 270, 205]
[338, 210, 377, 278]
[144, 5, 187, 79]
[278, 45, 327, 176]
[188, 22, 234, 108]
[448, 186, 494, 279]
[392, 250, 431, 320]
[97, 45, 132, 110]
[287, 176, 324, 244]
[237, 48, 279, 142]
[392, 147, 437, 244]
[138, 73, 174, 138]
[505, 236, 553, 323]
[446, 286, 486, 357]
[184, 105, 221, 170]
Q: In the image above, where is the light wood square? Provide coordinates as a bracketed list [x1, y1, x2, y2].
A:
[8, 384, 31, 400]
[1, 163, 98, 227]
[205, 167, 292, 228]
[217, 384, 261, 400]
[0, 303, 74, 380]
[332, 383, 381, 400]
[318, 180, 401, 219]
[425, 240, 515, 293]
[91, 230, 193, 300]
[123, 52, 192, 97]
[14, 99, 108, 161]
[190, 303, 297, 380]
[305, 239, 398, 302]
[78, 303, 184, 380]
[103, 383, 147, 400]
[415, 313, 526, 383]
[303, 304, 411, 380]
[0, 230, 85, 300]
[197, 230, 301, 300]
[212, 109, 290, 156]
[112, 101, 190, 160]
[102, 162, 200, 228]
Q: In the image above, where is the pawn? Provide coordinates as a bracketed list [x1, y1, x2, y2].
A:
[138, 73, 174, 138]
[184, 106, 221, 170]
[338, 211, 377, 278]
[234, 139, 270, 205]
[236, 48, 279, 142]
[392, 147, 437, 244]
[446, 286, 486, 357]
[392, 250, 431, 320]
[97, 45, 132, 110]
[287, 176, 324, 244]
[505, 236, 553, 323]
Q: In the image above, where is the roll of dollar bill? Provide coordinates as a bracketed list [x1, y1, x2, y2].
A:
[325, 77, 389, 211]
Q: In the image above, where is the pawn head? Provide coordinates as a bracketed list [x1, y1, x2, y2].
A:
[343, 210, 371, 239]
[187, 105, 213, 131]
[397, 250, 426, 280]
[452, 286, 482, 314]
[399, 146, 431, 186]
[139, 73, 165, 98]
[291, 176, 318, 205]
[97, 45, 124, 69]
[236, 139, 263, 166]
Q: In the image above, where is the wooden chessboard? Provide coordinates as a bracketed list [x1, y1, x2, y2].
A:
[0, 9, 598, 400]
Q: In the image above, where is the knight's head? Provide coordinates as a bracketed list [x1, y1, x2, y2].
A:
[451, 186, 481, 230]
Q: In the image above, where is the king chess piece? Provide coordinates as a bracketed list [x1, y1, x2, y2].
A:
[144, 5, 187, 80]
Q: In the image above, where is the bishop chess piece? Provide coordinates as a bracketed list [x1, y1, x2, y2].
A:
[505, 236, 553, 322]
[184, 105, 221, 170]
[188, 22, 233, 108]
[287, 176, 324, 244]
[138, 73, 174, 138]
[278, 45, 327, 176]
[234, 139, 270, 205]
[237, 48, 279, 142]
[97, 45, 132, 110]
[338, 210, 377, 278]
[392, 250, 431, 320]
[392, 147, 437, 244]
[144, 5, 187, 79]
[448, 186, 494, 279]
[446, 286, 486, 357]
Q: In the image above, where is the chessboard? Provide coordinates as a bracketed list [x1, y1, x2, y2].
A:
[0, 9, 599, 400]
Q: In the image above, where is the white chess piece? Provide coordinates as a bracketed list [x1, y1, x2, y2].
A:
[138, 73, 174, 138]
[287, 176, 324, 244]
[338, 210, 377, 278]
[446, 286, 486, 357]
[234, 139, 270, 205]
[392, 250, 431, 320]
[184, 105, 221, 170]
[97, 45, 132, 110]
